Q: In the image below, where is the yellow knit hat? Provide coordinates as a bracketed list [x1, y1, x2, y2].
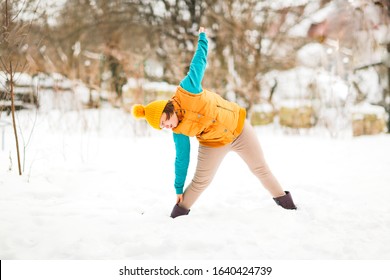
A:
[131, 100, 168, 130]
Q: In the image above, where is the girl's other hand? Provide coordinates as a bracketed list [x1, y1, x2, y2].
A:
[176, 194, 184, 204]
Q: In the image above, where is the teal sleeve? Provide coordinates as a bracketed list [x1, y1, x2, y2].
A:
[172, 32, 208, 194]
[179, 32, 208, 94]
[173, 133, 190, 194]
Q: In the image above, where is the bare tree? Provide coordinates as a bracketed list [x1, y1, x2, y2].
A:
[203, 0, 331, 112]
[1, 0, 43, 175]
[6, 0, 387, 137]
[134, 0, 325, 111]
[1, 0, 28, 175]
[383, 0, 390, 132]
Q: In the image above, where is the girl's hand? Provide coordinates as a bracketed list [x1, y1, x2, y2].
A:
[199, 26, 205, 34]
[176, 194, 184, 204]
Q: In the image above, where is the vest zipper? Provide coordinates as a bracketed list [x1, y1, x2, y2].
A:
[216, 105, 234, 113]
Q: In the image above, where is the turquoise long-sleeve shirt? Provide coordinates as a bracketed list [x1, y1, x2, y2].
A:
[173, 32, 208, 194]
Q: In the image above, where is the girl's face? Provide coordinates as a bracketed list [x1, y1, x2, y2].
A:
[160, 112, 178, 130]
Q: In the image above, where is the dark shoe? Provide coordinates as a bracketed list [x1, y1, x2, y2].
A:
[170, 204, 190, 218]
[273, 191, 297, 210]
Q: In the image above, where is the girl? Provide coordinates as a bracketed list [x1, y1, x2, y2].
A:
[132, 27, 296, 218]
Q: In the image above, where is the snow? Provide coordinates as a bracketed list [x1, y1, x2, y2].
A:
[261, 67, 326, 102]
[279, 99, 312, 109]
[350, 102, 386, 118]
[296, 43, 326, 68]
[1, 104, 390, 261]
[252, 103, 274, 113]
[123, 78, 177, 95]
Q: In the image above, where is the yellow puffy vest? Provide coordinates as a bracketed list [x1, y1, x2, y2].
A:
[172, 86, 246, 147]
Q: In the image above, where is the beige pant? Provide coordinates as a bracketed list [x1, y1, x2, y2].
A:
[179, 120, 285, 210]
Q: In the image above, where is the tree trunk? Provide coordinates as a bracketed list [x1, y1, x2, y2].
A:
[9, 64, 22, 175]
[387, 43, 390, 133]
[387, 1, 390, 133]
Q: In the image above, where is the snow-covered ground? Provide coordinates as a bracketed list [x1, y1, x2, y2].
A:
[1, 106, 389, 260]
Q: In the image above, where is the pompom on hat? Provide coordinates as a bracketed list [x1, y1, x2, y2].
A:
[131, 100, 168, 130]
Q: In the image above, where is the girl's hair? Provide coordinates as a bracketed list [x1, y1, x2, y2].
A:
[162, 100, 175, 120]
